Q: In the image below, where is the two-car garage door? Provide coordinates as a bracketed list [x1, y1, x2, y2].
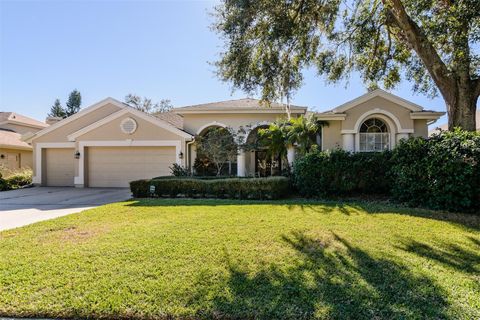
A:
[87, 146, 176, 187]
[43, 146, 176, 187]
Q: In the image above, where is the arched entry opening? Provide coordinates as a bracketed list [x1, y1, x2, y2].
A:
[245, 125, 283, 177]
[194, 125, 237, 176]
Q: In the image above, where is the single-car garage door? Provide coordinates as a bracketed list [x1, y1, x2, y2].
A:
[87, 146, 176, 187]
[45, 148, 75, 186]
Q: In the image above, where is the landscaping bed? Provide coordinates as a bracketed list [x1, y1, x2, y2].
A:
[0, 199, 479, 319]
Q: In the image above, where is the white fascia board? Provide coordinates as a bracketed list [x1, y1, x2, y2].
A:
[315, 113, 347, 121]
[30, 97, 126, 141]
[410, 112, 445, 120]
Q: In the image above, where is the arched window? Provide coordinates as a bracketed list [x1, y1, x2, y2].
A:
[359, 118, 389, 151]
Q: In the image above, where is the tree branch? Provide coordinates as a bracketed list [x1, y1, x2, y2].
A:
[383, 0, 454, 98]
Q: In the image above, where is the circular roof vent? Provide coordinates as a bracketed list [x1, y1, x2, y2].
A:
[120, 117, 137, 134]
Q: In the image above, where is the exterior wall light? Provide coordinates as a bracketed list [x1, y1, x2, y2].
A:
[74, 151, 81, 159]
[178, 151, 184, 159]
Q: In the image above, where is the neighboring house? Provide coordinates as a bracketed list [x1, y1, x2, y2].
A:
[429, 110, 480, 135]
[25, 89, 444, 188]
[0, 112, 48, 171]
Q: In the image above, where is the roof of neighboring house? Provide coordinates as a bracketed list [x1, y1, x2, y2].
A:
[173, 98, 308, 114]
[429, 110, 480, 135]
[154, 111, 184, 129]
[0, 112, 48, 130]
[0, 129, 32, 151]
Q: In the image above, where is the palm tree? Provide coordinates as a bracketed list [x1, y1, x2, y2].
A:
[286, 114, 326, 155]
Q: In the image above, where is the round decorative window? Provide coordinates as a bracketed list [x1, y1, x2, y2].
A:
[120, 117, 137, 134]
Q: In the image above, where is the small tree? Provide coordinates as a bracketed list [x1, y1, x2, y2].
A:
[48, 99, 66, 118]
[125, 94, 173, 114]
[286, 115, 327, 155]
[65, 89, 82, 117]
[195, 127, 238, 176]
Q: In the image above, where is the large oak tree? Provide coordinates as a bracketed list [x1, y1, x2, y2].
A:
[214, 0, 480, 130]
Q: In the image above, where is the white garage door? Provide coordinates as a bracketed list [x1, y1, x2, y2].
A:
[45, 148, 75, 186]
[87, 146, 176, 187]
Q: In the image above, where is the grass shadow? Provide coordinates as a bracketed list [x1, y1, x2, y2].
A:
[397, 239, 480, 275]
[189, 231, 452, 319]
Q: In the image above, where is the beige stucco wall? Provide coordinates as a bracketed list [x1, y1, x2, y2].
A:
[413, 119, 428, 137]
[33, 103, 121, 143]
[32, 105, 189, 183]
[77, 113, 184, 141]
[0, 148, 32, 170]
[322, 121, 342, 151]
[341, 96, 414, 131]
[181, 113, 294, 135]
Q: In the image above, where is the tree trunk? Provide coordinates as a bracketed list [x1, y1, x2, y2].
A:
[444, 80, 478, 131]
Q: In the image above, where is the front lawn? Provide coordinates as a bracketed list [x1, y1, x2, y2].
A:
[1, 199, 479, 319]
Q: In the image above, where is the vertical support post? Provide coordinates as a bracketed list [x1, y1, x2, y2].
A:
[287, 145, 296, 167]
[237, 148, 246, 177]
[342, 133, 355, 152]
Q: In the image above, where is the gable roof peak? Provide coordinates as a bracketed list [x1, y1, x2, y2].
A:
[332, 89, 424, 113]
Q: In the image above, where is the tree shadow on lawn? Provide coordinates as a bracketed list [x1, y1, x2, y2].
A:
[126, 198, 480, 230]
[397, 237, 480, 276]
[190, 231, 453, 319]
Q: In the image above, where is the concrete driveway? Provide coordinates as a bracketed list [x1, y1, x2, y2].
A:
[0, 187, 132, 231]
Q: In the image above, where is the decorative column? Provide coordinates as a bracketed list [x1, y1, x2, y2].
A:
[396, 133, 409, 143]
[237, 148, 246, 177]
[342, 133, 355, 152]
[287, 145, 296, 167]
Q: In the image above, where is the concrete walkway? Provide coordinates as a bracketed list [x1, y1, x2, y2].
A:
[0, 187, 131, 231]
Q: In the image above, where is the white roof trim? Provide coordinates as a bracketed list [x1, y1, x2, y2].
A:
[315, 113, 347, 121]
[410, 111, 445, 120]
[67, 106, 193, 141]
[29, 97, 125, 142]
[333, 89, 424, 113]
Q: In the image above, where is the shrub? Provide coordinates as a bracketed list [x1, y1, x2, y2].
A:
[169, 163, 190, 177]
[0, 168, 32, 191]
[0, 173, 8, 191]
[130, 176, 290, 200]
[293, 149, 392, 197]
[391, 129, 480, 212]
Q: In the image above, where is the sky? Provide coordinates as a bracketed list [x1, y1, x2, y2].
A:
[1, 0, 448, 127]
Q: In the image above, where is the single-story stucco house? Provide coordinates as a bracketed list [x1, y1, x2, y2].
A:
[25, 89, 444, 188]
[0, 112, 48, 171]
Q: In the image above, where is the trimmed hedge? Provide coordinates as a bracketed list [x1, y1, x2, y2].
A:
[130, 176, 290, 200]
[293, 129, 480, 213]
[293, 150, 392, 197]
[391, 129, 480, 212]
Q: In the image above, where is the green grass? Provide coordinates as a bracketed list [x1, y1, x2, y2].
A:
[1, 199, 479, 319]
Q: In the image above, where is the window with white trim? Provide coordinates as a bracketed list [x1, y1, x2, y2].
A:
[359, 118, 389, 152]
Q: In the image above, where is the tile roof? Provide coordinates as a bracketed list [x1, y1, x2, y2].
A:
[154, 111, 184, 129]
[173, 98, 307, 112]
[0, 129, 32, 150]
[0, 112, 48, 129]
